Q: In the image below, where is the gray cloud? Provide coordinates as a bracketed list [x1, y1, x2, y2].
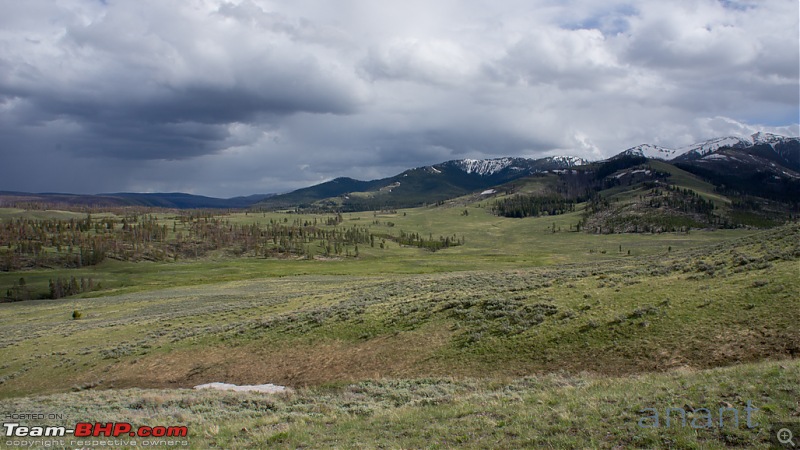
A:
[0, 0, 797, 197]
[1, 0, 368, 162]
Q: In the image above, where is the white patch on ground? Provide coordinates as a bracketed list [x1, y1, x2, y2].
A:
[480, 189, 496, 195]
[380, 182, 401, 192]
[615, 169, 651, 178]
[194, 382, 290, 393]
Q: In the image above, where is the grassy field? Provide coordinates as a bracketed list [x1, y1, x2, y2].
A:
[0, 204, 759, 298]
[0, 203, 798, 448]
[1, 360, 797, 449]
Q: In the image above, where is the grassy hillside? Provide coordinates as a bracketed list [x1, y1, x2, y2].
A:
[0, 223, 796, 395]
[645, 160, 726, 205]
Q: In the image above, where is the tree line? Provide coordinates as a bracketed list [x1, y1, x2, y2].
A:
[371, 230, 464, 252]
[0, 211, 455, 270]
[492, 195, 576, 218]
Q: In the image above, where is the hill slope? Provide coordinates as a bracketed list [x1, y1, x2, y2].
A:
[255, 156, 588, 211]
[671, 135, 800, 202]
[483, 150, 796, 232]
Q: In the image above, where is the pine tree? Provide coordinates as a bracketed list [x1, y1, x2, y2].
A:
[70, 277, 79, 295]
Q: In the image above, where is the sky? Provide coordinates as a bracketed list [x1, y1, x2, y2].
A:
[0, 0, 798, 197]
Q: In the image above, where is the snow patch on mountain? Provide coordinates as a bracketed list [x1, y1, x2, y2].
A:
[544, 155, 589, 166]
[617, 133, 798, 161]
[750, 131, 787, 146]
[380, 182, 401, 192]
[701, 153, 731, 161]
[456, 158, 515, 176]
[619, 144, 678, 160]
[676, 136, 751, 158]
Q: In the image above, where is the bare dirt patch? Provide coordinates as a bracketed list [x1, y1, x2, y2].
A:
[101, 327, 453, 390]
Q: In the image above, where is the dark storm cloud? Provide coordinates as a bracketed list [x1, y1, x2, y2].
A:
[0, 0, 797, 197]
[0, 0, 368, 162]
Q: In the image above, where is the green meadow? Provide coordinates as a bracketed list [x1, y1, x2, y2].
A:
[0, 202, 798, 448]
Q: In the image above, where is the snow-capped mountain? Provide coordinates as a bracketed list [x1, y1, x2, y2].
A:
[258, 155, 593, 211]
[439, 156, 588, 177]
[751, 131, 788, 146]
[613, 133, 799, 163]
[256, 133, 798, 211]
[669, 133, 800, 203]
[455, 158, 516, 176]
[675, 136, 752, 159]
[672, 133, 799, 170]
[544, 155, 589, 167]
[618, 144, 680, 160]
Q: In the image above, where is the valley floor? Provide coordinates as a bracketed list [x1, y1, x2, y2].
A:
[0, 209, 798, 448]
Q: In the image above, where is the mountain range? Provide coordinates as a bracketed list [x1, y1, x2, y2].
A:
[257, 156, 590, 211]
[255, 132, 799, 211]
[1, 133, 797, 212]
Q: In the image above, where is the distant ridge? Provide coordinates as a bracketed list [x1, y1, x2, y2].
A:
[0, 191, 274, 209]
[2, 133, 796, 211]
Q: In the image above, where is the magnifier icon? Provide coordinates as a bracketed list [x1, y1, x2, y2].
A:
[778, 428, 796, 447]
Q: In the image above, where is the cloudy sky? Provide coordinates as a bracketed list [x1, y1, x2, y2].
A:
[1, 0, 798, 197]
